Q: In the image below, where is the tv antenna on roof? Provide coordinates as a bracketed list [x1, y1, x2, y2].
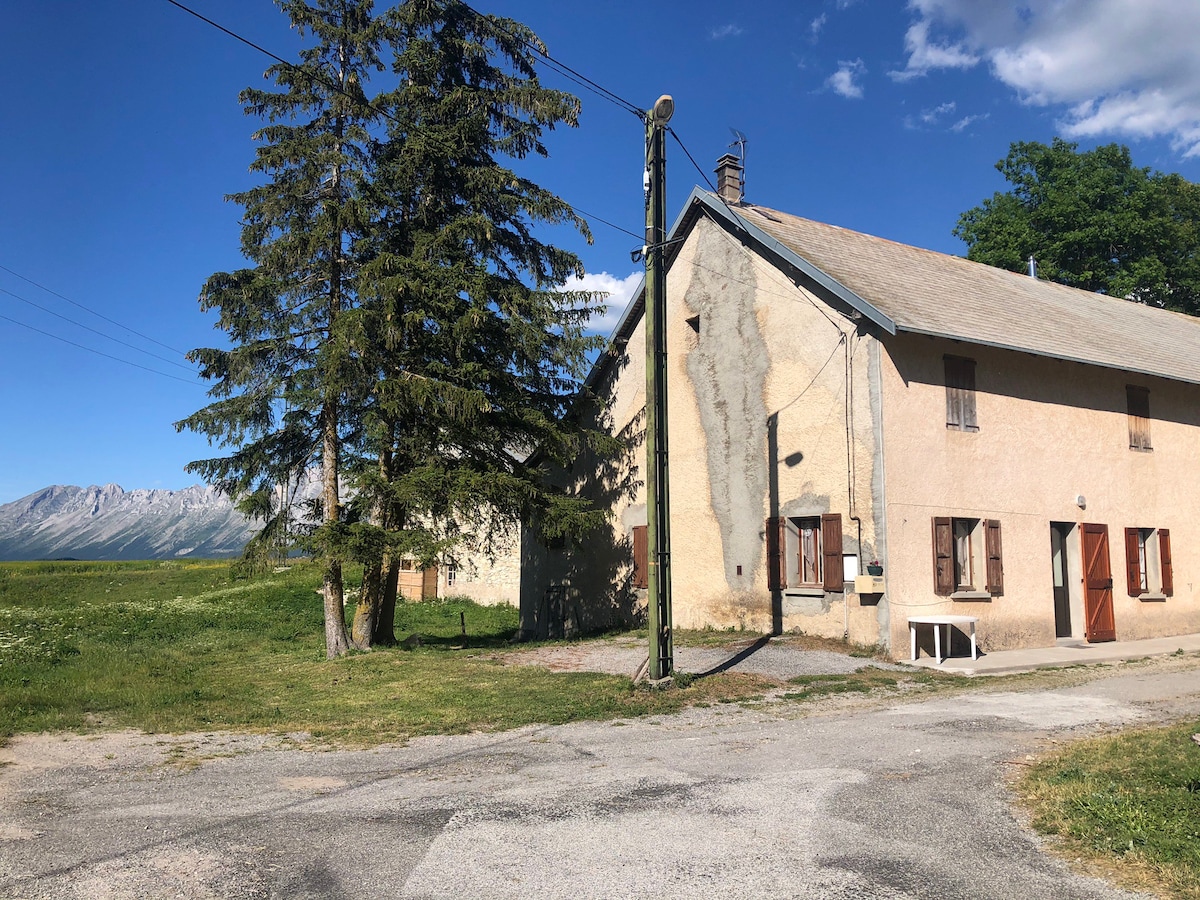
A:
[729, 128, 747, 201]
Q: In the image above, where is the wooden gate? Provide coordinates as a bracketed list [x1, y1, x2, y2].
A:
[1082, 523, 1116, 642]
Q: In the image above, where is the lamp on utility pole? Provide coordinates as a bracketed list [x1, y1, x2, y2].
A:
[645, 94, 674, 680]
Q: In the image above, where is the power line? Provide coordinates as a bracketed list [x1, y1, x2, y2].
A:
[668, 127, 722, 197]
[662, 125, 849, 333]
[458, 2, 646, 121]
[0, 285, 197, 373]
[163, 0, 646, 243]
[0, 313, 200, 386]
[0, 262, 189, 356]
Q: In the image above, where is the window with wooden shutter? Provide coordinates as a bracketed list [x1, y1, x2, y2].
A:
[1124, 527, 1144, 596]
[798, 517, 821, 584]
[932, 517, 953, 595]
[945, 356, 979, 432]
[632, 525, 648, 590]
[1127, 385, 1151, 450]
[1159, 529, 1173, 596]
[766, 516, 787, 590]
[822, 513, 844, 592]
[985, 519, 1004, 595]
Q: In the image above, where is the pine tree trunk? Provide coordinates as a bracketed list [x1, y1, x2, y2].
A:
[351, 561, 382, 649]
[321, 406, 350, 659]
[375, 555, 400, 646]
[321, 76, 351, 662]
[322, 558, 349, 659]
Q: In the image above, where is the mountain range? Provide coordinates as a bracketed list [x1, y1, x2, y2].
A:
[0, 483, 262, 561]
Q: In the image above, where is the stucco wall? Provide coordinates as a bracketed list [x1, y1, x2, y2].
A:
[438, 526, 522, 607]
[521, 213, 886, 645]
[518, 303, 649, 638]
[880, 332, 1200, 652]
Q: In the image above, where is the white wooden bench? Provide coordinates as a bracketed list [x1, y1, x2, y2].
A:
[908, 615, 979, 664]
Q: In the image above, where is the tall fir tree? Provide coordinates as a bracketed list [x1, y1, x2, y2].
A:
[344, 0, 615, 646]
[181, 0, 614, 654]
[178, 0, 388, 658]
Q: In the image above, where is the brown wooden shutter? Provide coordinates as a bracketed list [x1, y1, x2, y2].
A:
[766, 517, 787, 590]
[945, 364, 961, 429]
[985, 519, 1004, 595]
[1124, 527, 1143, 596]
[1127, 386, 1151, 450]
[821, 513, 843, 592]
[1159, 529, 1173, 596]
[632, 525, 648, 590]
[961, 361, 978, 432]
[945, 357, 978, 432]
[932, 517, 953, 595]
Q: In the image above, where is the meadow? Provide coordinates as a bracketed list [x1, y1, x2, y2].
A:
[0, 559, 773, 743]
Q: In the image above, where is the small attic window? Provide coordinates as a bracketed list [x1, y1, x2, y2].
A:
[685, 314, 700, 333]
[945, 355, 978, 432]
[1127, 385, 1151, 451]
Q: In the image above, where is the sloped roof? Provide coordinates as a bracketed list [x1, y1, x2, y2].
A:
[728, 196, 1200, 386]
[598, 188, 1200, 388]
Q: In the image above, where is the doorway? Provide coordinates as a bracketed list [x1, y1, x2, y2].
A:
[1049, 523, 1073, 638]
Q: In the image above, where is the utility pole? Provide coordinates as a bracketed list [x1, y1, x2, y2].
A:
[645, 95, 674, 680]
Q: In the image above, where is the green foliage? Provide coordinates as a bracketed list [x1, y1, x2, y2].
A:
[1021, 721, 1200, 897]
[175, 1, 613, 654]
[955, 138, 1200, 314]
[346, 0, 612, 560]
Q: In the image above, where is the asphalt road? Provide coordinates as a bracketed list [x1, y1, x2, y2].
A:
[3, 659, 1199, 899]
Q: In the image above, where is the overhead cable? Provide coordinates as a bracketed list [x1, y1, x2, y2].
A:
[0, 312, 200, 385]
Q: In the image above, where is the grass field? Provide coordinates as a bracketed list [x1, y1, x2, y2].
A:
[1020, 720, 1200, 898]
[0, 559, 785, 744]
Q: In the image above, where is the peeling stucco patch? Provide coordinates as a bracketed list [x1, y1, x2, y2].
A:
[684, 222, 769, 590]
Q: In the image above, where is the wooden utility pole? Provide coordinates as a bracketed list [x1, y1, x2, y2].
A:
[645, 95, 674, 680]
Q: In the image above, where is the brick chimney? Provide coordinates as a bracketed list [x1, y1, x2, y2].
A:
[714, 152, 743, 203]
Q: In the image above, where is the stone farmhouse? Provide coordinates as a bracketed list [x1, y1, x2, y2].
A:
[519, 156, 1200, 658]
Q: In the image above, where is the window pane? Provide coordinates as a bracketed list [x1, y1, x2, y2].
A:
[953, 518, 974, 589]
[1137, 530, 1149, 592]
[799, 518, 821, 584]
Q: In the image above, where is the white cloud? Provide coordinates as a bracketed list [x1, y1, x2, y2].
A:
[905, 100, 978, 131]
[950, 112, 989, 132]
[559, 271, 642, 336]
[827, 59, 867, 99]
[892, 0, 1200, 155]
[921, 100, 957, 124]
[889, 20, 978, 81]
[810, 14, 828, 40]
[710, 23, 744, 40]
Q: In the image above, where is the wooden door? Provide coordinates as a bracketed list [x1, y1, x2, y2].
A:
[1082, 523, 1116, 642]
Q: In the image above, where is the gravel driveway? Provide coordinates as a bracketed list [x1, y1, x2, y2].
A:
[493, 634, 904, 680]
[2, 652, 1198, 899]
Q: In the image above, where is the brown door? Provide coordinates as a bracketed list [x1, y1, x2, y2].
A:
[1081, 523, 1116, 642]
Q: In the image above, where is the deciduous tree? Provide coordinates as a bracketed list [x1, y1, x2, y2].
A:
[955, 138, 1200, 314]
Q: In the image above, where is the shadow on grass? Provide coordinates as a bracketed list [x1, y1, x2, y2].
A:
[401, 630, 521, 651]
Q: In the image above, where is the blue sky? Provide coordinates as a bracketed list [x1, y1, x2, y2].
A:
[4, 0, 1200, 503]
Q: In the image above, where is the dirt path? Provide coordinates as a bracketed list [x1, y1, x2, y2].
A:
[3, 655, 1197, 898]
